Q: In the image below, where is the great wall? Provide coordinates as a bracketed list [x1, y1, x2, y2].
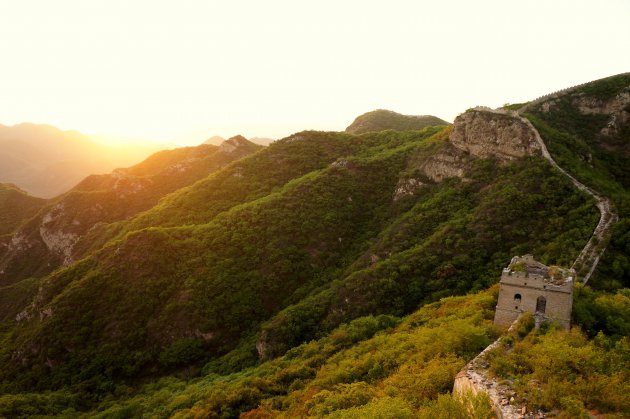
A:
[452, 75, 626, 417]
[517, 72, 630, 114]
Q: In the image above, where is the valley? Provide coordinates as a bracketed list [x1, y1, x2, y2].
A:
[0, 74, 628, 418]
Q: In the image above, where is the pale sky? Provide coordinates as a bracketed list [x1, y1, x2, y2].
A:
[0, 0, 629, 146]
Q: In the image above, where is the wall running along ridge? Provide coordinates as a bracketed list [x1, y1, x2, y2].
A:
[452, 87, 621, 416]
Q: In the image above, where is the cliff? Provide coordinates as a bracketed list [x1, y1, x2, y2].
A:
[420, 109, 542, 182]
[450, 110, 542, 160]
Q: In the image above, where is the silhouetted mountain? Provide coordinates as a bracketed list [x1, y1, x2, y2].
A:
[0, 123, 161, 198]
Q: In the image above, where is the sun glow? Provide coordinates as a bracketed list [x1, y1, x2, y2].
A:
[1, 0, 629, 145]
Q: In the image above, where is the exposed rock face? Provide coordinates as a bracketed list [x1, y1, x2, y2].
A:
[392, 178, 424, 201]
[450, 110, 542, 160]
[573, 89, 630, 138]
[420, 143, 471, 182]
[419, 110, 542, 183]
[573, 89, 630, 115]
[39, 226, 78, 266]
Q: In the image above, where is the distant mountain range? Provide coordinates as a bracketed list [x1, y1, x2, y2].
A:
[0, 136, 262, 285]
[0, 123, 161, 198]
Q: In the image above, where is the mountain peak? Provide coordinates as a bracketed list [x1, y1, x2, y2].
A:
[219, 135, 256, 153]
[345, 109, 450, 134]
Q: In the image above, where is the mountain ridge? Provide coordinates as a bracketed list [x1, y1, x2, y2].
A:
[0, 123, 162, 198]
[0, 74, 628, 417]
[345, 109, 450, 134]
[0, 138, 262, 286]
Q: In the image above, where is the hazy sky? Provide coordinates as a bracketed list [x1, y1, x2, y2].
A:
[1, 0, 629, 145]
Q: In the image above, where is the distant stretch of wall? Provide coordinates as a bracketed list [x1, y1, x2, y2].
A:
[518, 72, 630, 113]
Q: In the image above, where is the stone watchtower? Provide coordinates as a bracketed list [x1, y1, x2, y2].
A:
[494, 255, 574, 330]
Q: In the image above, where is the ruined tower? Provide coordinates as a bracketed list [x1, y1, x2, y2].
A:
[494, 255, 574, 330]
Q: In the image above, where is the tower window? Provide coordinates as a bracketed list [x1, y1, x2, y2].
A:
[536, 296, 547, 313]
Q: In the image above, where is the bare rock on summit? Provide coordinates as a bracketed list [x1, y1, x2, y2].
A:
[418, 109, 541, 183]
[449, 110, 542, 161]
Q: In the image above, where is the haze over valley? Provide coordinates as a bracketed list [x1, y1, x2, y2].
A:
[0, 1, 629, 417]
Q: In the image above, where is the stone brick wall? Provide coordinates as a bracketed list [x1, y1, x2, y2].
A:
[494, 268, 572, 330]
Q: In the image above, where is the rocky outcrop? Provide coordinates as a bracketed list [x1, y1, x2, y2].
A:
[419, 109, 542, 183]
[420, 143, 471, 182]
[39, 221, 79, 265]
[450, 110, 542, 160]
[392, 178, 425, 201]
[573, 89, 630, 138]
[573, 89, 630, 115]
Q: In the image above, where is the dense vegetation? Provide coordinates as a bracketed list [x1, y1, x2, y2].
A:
[0, 139, 261, 285]
[526, 73, 630, 289]
[0, 288, 498, 418]
[0, 124, 598, 409]
[487, 289, 630, 417]
[345, 109, 449, 134]
[0, 183, 45, 235]
[0, 74, 628, 417]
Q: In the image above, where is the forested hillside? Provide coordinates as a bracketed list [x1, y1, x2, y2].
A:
[0, 137, 261, 286]
[524, 73, 630, 290]
[0, 74, 628, 417]
[0, 183, 45, 235]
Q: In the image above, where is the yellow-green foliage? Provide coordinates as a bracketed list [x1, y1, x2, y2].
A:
[73, 289, 498, 418]
[416, 391, 494, 419]
[487, 320, 630, 416]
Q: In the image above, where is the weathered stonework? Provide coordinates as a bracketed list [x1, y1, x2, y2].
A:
[453, 336, 529, 419]
[494, 255, 573, 330]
